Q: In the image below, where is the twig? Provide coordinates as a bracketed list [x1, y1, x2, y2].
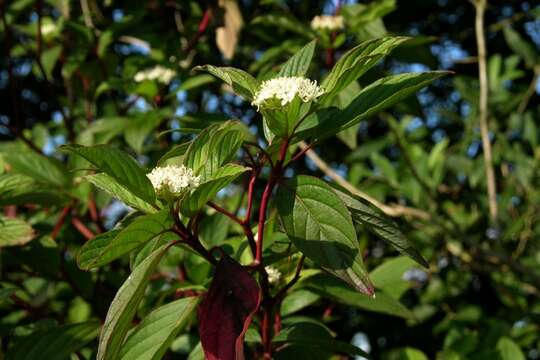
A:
[517, 66, 540, 114]
[386, 116, 437, 202]
[51, 206, 72, 240]
[473, 0, 498, 224]
[208, 201, 256, 256]
[298, 141, 431, 220]
[71, 217, 95, 240]
[273, 255, 305, 302]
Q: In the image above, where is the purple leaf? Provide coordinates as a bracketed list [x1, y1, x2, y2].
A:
[199, 253, 261, 360]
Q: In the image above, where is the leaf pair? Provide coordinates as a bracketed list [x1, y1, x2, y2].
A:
[181, 121, 249, 215]
[97, 244, 199, 360]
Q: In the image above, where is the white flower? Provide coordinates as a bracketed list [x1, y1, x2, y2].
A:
[310, 15, 344, 31]
[41, 23, 56, 37]
[147, 165, 200, 197]
[265, 266, 281, 284]
[134, 65, 176, 84]
[252, 76, 324, 110]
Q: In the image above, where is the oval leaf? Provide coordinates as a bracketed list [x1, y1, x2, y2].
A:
[119, 297, 200, 360]
[276, 175, 374, 295]
[78, 210, 171, 270]
[61, 144, 155, 205]
[0, 216, 35, 248]
[278, 40, 316, 77]
[332, 185, 428, 267]
[97, 244, 170, 360]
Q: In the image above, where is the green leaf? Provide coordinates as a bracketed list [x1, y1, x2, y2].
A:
[157, 142, 191, 165]
[78, 210, 171, 270]
[119, 297, 200, 360]
[316, 71, 449, 139]
[497, 337, 525, 360]
[61, 144, 155, 205]
[281, 289, 320, 316]
[303, 273, 414, 319]
[503, 26, 539, 68]
[370, 256, 419, 299]
[193, 65, 259, 100]
[388, 347, 429, 360]
[0, 216, 34, 248]
[331, 183, 428, 267]
[97, 244, 170, 360]
[0, 173, 67, 206]
[7, 320, 100, 360]
[273, 321, 370, 358]
[252, 14, 315, 39]
[322, 36, 409, 102]
[342, 0, 396, 30]
[335, 81, 362, 149]
[124, 111, 169, 153]
[4, 151, 70, 187]
[181, 164, 249, 216]
[85, 173, 157, 214]
[184, 121, 245, 179]
[40, 45, 62, 80]
[278, 40, 316, 77]
[276, 175, 374, 295]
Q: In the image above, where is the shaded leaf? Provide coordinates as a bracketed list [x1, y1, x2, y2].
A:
[7, 320, 100, 360]
[332, 185, 428, 267]
[273, 321, 370, 358]
[199, 253, 261, 360]
[503, 26, 539, 68]
[302, 274, 414, 319]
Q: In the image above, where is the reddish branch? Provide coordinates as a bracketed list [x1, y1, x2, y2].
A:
[184, 9, 212, 55]
[71, 217, 95, 240]
[51, 206, 71, 240]
[209, 201, 257, 256]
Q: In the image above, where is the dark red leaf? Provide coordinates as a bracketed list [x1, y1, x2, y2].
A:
[198, 253, 261, 360]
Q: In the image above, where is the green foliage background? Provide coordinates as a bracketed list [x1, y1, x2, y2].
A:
[1, 0, 540, 359]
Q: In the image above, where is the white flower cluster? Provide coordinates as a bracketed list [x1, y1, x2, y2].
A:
[41, 23, 57, 37]
[265, 266, 281, 284]
[147, 165, 200, 197]
[252, 76, 324, 110]
[134, 65, 176, 84]
[310, 15, 344, 31]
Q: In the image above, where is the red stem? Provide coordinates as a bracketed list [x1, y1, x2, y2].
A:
[243, 170, 258, 225]
[71, 217, 95, 240]
[256, 139, 289, 264]
[51, 206, 71, 240]
[208, 201, 256, 256]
